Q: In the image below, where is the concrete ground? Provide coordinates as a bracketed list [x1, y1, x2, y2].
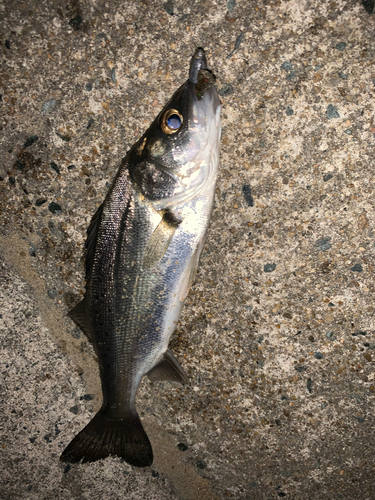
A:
[1, 0, 375, 498]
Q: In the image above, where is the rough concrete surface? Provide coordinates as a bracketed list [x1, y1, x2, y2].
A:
[1, 0, 375, 498]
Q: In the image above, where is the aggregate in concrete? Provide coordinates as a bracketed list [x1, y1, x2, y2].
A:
[1, 1, 375, 499]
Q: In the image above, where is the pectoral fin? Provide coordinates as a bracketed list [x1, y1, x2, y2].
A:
[179, 235, 206, 301]
[147, 349, 188, 385]
[142, 210, 181, 270]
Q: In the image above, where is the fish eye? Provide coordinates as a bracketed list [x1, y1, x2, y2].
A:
[160, 108, 183, 135]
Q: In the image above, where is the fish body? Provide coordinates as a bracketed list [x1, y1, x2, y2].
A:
[60, 48, 221, 467]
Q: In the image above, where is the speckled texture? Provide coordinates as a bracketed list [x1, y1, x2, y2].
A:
[1, 1, 375, 499]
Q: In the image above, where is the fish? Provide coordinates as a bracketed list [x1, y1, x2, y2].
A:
[60, 47, 221, 467]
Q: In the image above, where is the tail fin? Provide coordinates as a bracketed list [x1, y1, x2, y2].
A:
[60, 408, 153, 467]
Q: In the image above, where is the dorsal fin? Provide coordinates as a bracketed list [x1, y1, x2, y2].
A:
[68, 203, 104, 339]
[69, 298, 92, 341]
[85, 202, 104, 285]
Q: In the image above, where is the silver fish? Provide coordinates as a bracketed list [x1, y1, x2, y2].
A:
[60, 48, 221, 467]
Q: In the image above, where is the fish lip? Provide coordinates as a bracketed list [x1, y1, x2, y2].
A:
[189, 47, 208, 84]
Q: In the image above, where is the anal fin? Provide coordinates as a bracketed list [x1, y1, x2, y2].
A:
[147, 349, 188, 385]
[69, 298, 92, 341]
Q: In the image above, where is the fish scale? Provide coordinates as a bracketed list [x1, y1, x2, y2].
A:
[60, 48, 221, 467]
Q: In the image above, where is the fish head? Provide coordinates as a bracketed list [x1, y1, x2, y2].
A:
[129, 48, 221, 208]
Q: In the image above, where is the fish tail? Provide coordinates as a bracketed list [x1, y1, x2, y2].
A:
[60, 408, 153, 467]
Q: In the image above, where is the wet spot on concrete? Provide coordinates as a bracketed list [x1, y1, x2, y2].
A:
[196, 460, 206, 470]
[24, 135, 39, 148]
[177, 442, 188, 451]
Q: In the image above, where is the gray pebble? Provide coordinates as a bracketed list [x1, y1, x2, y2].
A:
[350, 263, 363, 272]
[42, 99, 56, 114]
[286, 106, 294, 116]
[47, 290, 56, 299]
[354, 416, 365, 423]
[218, 84, 233, 96]
[163, 0, 174, 15]
[48, 202, 62, 214]
[28, 243, 36, 257]
[335, 42, 347, 51]
[227, 0, 236, 12]
[110, 67, 116, 83]
[314, 236, 332, 251]
[79, 394, 95, 401]
[50, 162, 60, 174]
[326, 105, 340, 119]
[55, 132, 71, 142]
[314, 352, 323, 359]
[326, 332, 336, 341]
[307, 378, 312, 393]
[69, 405, 79, 414]
[264, 263, 276, 273]
[242, 184, 254, 206]
[281, 61, 293, 71]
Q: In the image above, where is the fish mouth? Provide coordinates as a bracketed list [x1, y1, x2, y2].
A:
[189, 48, 217, 102]
[189, 47, 208, 84]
